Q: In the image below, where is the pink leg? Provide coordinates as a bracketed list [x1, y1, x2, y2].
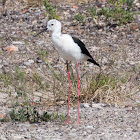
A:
[75, 62, 81, 124]
[65, 61, 71, 124]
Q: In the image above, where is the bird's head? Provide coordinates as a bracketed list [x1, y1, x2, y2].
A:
[34, 19, 61, 37]
[47, 19, 61, 32]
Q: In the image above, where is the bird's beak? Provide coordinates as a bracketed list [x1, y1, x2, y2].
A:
[34, 27, 48, 37]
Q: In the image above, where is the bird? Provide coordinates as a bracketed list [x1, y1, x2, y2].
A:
[34, 19, 100, 124]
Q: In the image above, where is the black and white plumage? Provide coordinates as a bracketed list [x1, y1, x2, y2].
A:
[72, 37, 100, 67]
[35, 19, 100, 124]
[35, 19, 100, 67]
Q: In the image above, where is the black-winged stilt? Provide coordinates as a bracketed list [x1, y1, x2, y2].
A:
[34, 19, 100, 124]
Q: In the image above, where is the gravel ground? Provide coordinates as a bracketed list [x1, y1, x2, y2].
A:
[0, 104, 140, 140]
[0, 0, 140, 140]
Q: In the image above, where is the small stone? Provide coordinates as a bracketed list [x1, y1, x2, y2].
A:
[90, 32, 96, 35]
[1, 138, 7, 140]
[23, 60, 34, 66]
[86, 125, 94, 129]
[0, 64, 3, 69]
[19, 65, 26, 69]
[18, 45, 26, 51]
[86, 129, 92, 134]
[126, 107, 133, 111]
[92, 103, 104, 109]
[3, 60, 9, 66]
[11, 135, 24, 140]
[0, 93, 8, 102]
[112, 35, 118, 39]
[12, 41, 25, 45]
[127, 35, 132, 38]
[102, 57, 108, 65]
[83, 103, 90, 108]
[129, 61, 135, 65]
[28, 59, 34, 64]
[34, 92, 42, 97]
[23, 62, 31, 66]
[36, 58, 42, 63]
[121, 86, 126, 90]
[69, 133, 77, 137]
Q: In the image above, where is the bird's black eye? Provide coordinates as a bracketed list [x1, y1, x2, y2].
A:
[51, 24, 54, 26]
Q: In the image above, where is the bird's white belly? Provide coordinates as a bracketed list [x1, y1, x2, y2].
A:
[55, 44, 86, 62]
[58, 49, 82, 61]
[52, 34, 87, 62]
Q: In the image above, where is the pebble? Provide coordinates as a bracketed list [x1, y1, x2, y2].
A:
[28, 59, 34, 64]
[90, 32, 96, 35]
[127, 35, 132, 38]
[69, 132, 77, 137]
[3, 60, 9, 66]
[36, 58, 43, 63]
[0, 93, 8, 102]
[86, 129, 92, 134]
[83, 103, 90, 108]
[23, 60, 34, 66]
[102, 57, 108, 65]
[86, 125, 94, 129]
[19, 65, 26, 69]
[92, 103, 104, 109]
[12, 41, 25, 45]
[23, 61, 31, 66]
[0, 64, 3, 69]
[129, 61, 135, 65]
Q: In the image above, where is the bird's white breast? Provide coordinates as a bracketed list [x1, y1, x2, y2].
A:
[51, 34, 87, 62]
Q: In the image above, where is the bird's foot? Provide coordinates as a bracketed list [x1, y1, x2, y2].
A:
[65, 120, 70, 124]
[74, 120, 81, 125]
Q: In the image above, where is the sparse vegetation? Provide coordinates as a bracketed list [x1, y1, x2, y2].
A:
[0, 62, 139, 108]
[74, 13, 85, 23]
[43, 0, 59, 20]
[38, 49, 49, 59]
[88, 0, 134, 25]
[0, 103, 65, 123]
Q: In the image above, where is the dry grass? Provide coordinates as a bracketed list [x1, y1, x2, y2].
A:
[1, 60, 139, 108]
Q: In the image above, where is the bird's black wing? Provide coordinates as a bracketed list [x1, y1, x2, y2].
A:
[72, 36, 100, 67]
[72, 36, 93, 59]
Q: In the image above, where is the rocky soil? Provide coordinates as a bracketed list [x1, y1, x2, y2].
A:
[0, 0, 140, 140]
[0, 104, 139, 140]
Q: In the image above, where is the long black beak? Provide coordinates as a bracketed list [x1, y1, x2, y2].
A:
[34, 28, 48, 37]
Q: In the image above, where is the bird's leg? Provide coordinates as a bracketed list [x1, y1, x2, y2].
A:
[65, 61, 71, 124]
[75, 62, 81, 124]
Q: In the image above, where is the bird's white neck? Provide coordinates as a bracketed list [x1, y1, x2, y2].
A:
[52, 27, 61, 36]
[51, 29, 62, 46]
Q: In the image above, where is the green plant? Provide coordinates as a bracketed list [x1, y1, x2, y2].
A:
[0, 104, 65, 123]
[88, 7, 96, 18]
[74, 13, 85, 22]
[15, 68, 26, 82]
[88, 4, 134, 25]
[51, 113, 66, 122]
[10, 108, 27, 122]
[42, 0, 59, 20]
[38, 49, 49, 59]
[40, 111, 52, 121]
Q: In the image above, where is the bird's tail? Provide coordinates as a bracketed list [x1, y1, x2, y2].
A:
[87, 59, 101, 68]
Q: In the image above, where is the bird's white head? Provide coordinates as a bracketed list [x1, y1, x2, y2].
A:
[47, 19, 62, 32]
[34, 19, 61, 37]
